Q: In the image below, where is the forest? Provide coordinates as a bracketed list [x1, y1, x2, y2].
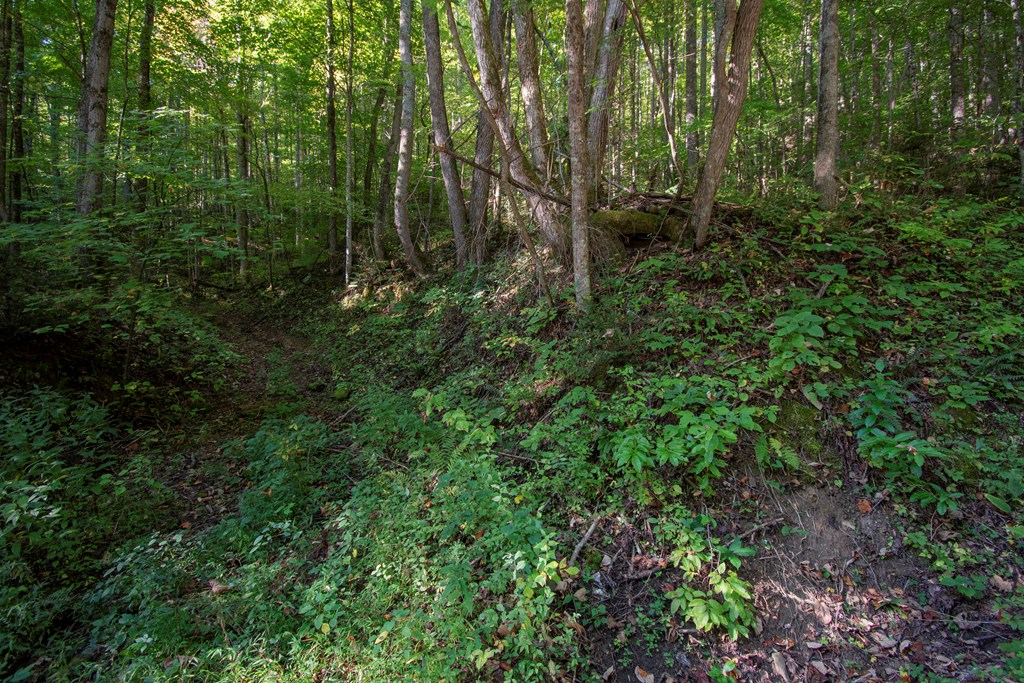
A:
[1, 0, 1023, 680]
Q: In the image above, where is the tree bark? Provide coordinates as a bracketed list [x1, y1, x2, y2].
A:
[687, 0, 765, 249]
[345, 0, 354, 283]
[948, 3, 965, 132]
[814, 0, 839, 210]
[512, 0, 551, 179]
[424, 3, 470, 267]
[235, 110, 251, 278]
[374, 82, 403, 261]
[0, 0, 10, 222]
[134, 1, 155, 212]
[76, 0, 118, 218]
[326, 0, 340, 274]
[567, 0, 592, 309]
[464, 0, 565, 251]
[684, 0, 699, 173]
[585, 0, 627, 192]
[395, 0, 427, 276]
[9, 5, 24, 223]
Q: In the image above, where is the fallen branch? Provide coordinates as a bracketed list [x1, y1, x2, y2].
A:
[569, 516, 601, 568]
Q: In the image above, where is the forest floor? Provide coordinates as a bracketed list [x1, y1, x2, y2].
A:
[5, 197, 1023, 682]
[152, 297, 1017, 683]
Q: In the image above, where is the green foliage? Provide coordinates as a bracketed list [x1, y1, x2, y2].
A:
[656, 507, 756, 640]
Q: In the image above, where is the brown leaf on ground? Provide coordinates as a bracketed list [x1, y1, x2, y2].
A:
[634, 666, 654, 683]
[856, 499, 873, 513]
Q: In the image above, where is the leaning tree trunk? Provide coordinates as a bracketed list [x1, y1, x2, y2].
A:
[394, 0, 427, 276]
[688, 0, 765, 248]
[814, 0, 839, 209]
[566, 0, 592, 308]
[76, 0, 118, 217]
[344, 0, 355, 283]
[423, 3, 469, 267]
[464, 0, 564, 251]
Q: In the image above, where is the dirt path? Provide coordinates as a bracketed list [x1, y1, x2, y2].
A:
[156, 311, 337, 531]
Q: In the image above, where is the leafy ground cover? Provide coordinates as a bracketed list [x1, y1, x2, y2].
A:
[2, 194, 1023, 682]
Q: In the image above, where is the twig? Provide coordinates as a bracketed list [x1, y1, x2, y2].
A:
[735, 517, 785, 541]
[569, 516, 601, 568]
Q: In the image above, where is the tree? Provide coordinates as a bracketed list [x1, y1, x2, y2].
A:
[326, 0, 340, 274]
[423, 2, 469, 267]
[76, 0, 118, 217]
[688, 0, 765, 249]
[814, 0, 839, 210]
[566, 0, 591, 308]
[394, 0, 427, 276]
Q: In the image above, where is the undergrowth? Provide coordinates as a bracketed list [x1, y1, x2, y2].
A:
[4, 193, 1023, 680]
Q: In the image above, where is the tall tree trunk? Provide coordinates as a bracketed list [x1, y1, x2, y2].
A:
[326, 0, 340, 274]
[0, 0, 10, 223]
[948, 3, 965, 132]
[374, 83, 403, 261]
[236, 111, 251, 279]
[814, 0, 839, 209]
[362, 85, 387, 203]
[423, 3, 469, 267]
[684, 0, 699, 173]
[395, 0, 426, 275]
[465, 0, 504, 265]
[345, 0, 355, 283]
[134, 1, 154, 212]
[462, 0, 565, 253]
[512, 0, 551, 180]
[585, 0, 627, 193]
[688, 0, 765, 249]
[1013, 0, 1024, 197]
[9, 5, 24, 223]
[76, 0, 118, 217]
[566, 0, 591, 309]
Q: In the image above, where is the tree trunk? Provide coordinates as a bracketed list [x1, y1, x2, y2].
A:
[326, 0, 340, 274]
[1013, 0, 1024, 197]
[76, 0, 118, 217]
[585, 0, 627, 192]
[0, 0, 10, 222]
[424, 3, 470, 267]
[688, 0, 765, 249]
[134, 1, 155, 212]
[948, 3, 965, 132]
[236, 111, 251, 279]
[512, 0, 551, 180]
[567, 0, 591, 309]
[684, 0, 699, 173]
[395, 0, 427, 276]
[9, 5, 24, 223]
[374, 82, 403, 261]
[464, 0, 564, 252]
[814, 0, 839, 210]
[345, 0, 354, 283]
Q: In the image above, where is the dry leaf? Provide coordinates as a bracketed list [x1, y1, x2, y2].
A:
[634, 666, 655, 683]
[856, 499, 873, 514]
[602, 666, 615, 681]
[573, 587, 588, 601]
[606, 616, 626, 630]
[208, 580, 230, 595]
[991, 575, 1014, 592]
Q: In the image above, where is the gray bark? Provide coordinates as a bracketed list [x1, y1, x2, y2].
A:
[76, 0, 118, 217]
[326, 0, 340, 273]
[567, 0, 591, 308]
[395, 0, 427, 276]
[512, 1, 551, 179]
[424, 4, 470, 267]
[949, 3, 965, 131]
[814, 0, 839, 210]
[684, 0, 699, 172]
[373, 83, 403, 261]
[586, 0, 627, 192]
[688, 0, 765, 248]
